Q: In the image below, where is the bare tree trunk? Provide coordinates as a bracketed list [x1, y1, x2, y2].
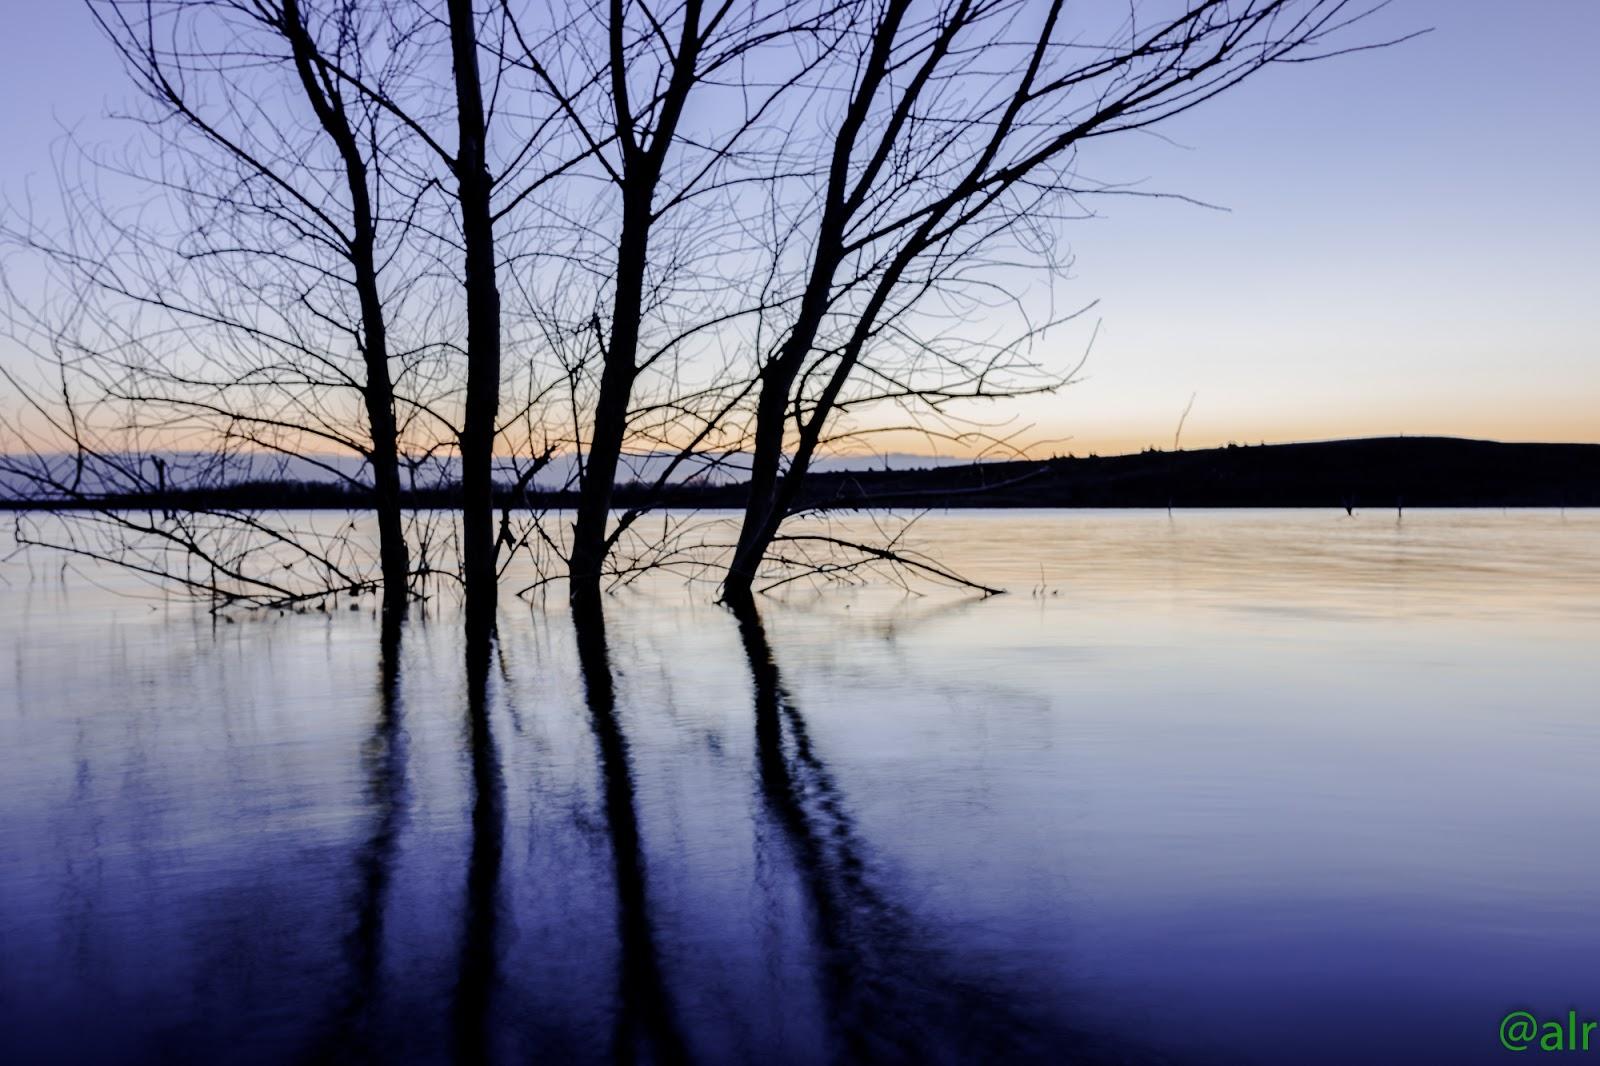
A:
[724, 281, 890, 603]
[721, 0, 911, 603]
[568, 196, 647, 603]
[281, 0, 409, 617]
[723, 379, 792, 604]
[567, 0, 706, 605]
[722, 366, 843, 604]
[360, 290, 409, 619]
[447, 0, 502, 640]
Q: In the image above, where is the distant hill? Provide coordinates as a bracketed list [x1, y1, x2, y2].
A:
[790, 437, 1600, 510]
[2, 437, 1595, 510]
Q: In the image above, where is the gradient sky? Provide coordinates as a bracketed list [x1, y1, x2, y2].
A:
[1, 1, 1595, 457]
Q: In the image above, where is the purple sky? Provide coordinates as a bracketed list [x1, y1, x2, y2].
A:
[2, 1, 1595, 456]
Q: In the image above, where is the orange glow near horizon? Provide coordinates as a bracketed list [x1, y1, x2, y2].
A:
[5, 417, 1596, 466]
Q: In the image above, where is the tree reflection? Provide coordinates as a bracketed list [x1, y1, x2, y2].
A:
[731, 598, 1051, 1063]
[306, 613, 409, 1064]
[572, 597, 688, 1065]
[453, 621, 504, 1064]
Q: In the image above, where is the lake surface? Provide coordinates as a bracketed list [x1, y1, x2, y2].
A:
[3, 510, 1598, 1064]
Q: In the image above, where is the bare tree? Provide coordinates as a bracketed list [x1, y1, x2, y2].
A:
[562, 0, 740, 604]
[2, 0, 1410, 616]
[292, 0, 604, 628]
[444, 0, 504, 637]
[718, 0, 1405, 603]
[3, 0, 584, 620]
[279, 0, 411, 614]
[506, 0, 851, 604]
[2, 0, 473, 610]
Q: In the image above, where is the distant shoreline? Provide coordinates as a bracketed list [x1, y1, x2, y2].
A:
[4, 436, 1597, 511]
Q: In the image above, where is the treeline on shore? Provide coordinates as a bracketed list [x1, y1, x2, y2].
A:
[6, 438, 1596, 512]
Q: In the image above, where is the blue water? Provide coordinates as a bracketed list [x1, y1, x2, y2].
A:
[2, 510, 1597, 1064]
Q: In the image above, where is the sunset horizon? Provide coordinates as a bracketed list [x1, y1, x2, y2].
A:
[2, 2, 1595, 1065]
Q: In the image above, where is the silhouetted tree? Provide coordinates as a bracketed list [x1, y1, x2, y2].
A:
[1, 0, 1407, 614]
[538, 0, 849, 604]
[2, 0, 586, 617]
[445, 0, 504, 639]
[2, 0, 467, 609]
[719, 0, 1400, 602]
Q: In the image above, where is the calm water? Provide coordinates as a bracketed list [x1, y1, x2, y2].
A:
[3, 510, 1597, 1064]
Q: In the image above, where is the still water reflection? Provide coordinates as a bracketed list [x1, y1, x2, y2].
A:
[2, 511, 1598, 1064]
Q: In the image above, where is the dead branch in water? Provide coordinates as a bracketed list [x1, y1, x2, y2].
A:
[761, 533, 1003, 598]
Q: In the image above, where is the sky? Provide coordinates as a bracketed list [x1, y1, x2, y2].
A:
[1, 1, 1595, 459]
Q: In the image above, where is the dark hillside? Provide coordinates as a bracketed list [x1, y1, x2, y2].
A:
[3, 437, 1596, 511]
[793, 437, 1600, 509]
